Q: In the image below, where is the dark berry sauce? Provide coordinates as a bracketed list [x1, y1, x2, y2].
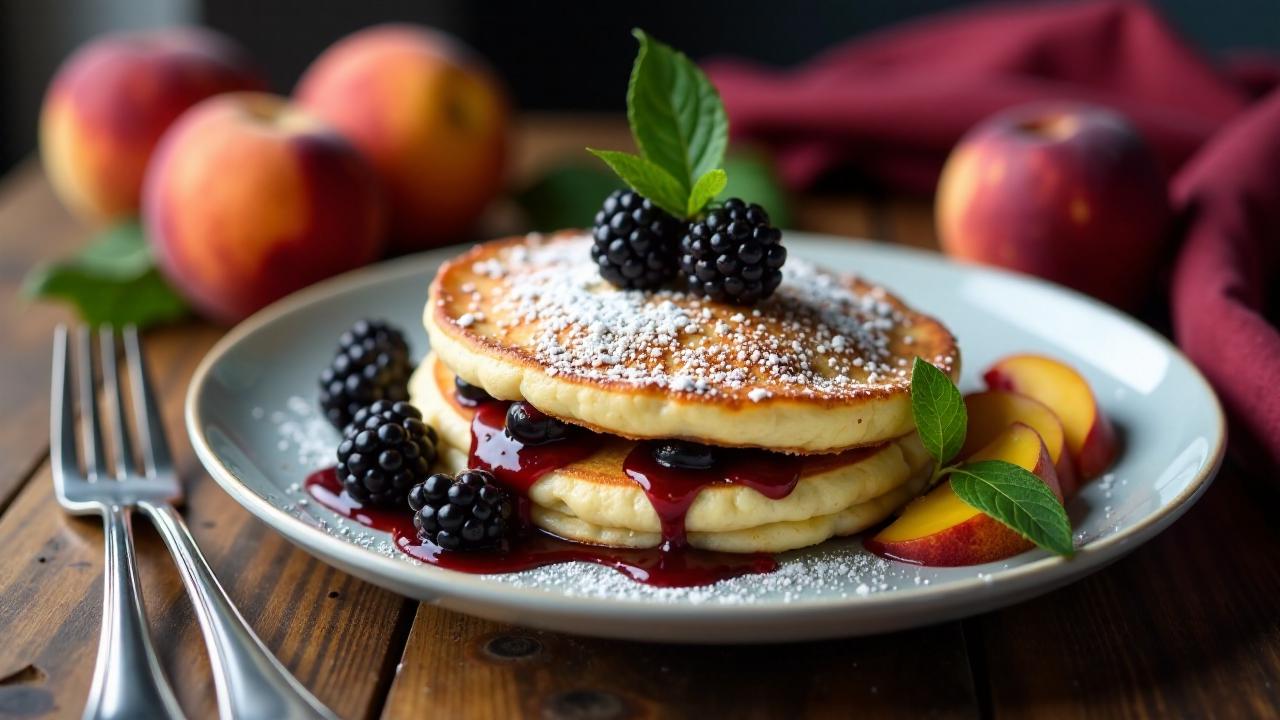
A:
[302, 393, 863, 587]
[622, 442, 803, 551]
[467, 401, 595, 494]
[304, 467, 775, 587]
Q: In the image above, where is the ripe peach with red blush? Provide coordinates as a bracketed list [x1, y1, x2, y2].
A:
[936, 103, 1170, 308]
[40, 27, 264, 224]
[144, 93, 385, 323]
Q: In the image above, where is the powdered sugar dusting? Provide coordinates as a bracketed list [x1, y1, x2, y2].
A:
[442, 234, 956, 399]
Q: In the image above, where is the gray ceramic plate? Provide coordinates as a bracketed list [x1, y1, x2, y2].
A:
[186, 233, 1224, 643]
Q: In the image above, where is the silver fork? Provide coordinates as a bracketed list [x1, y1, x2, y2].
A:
[53, 326, 339, 720]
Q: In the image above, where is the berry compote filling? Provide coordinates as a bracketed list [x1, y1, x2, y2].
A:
[306, 398, 827, 587]
[305, 467, 776, 587]
[623, 441, 804, 551]
[504, 401, 574, 446]
[452, 377, 493, 407]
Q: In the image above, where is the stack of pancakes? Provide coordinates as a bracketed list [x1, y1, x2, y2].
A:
[413, 232, 960, 554]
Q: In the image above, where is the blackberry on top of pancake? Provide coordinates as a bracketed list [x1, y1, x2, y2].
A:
[425, 232, 959, 454]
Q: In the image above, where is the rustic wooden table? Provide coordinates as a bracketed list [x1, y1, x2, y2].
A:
[0, 116, 1277, 720]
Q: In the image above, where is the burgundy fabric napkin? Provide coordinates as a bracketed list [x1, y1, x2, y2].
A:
[1171, 90, 1280, 471]
[709, 0, 1280, 469]
[707, 1, 1252, 193]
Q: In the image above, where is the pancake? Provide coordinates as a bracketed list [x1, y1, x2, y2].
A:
[425, 232, 959, 454]
[411, 353, 933, 553]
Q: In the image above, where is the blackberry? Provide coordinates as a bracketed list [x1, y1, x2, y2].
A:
[318, 319, 414, 430]
[336, 400, 438, 506]
[651, 441, 716, 471]
[591, 189, 683, 289]
[453, 376, 493, 406]
[679, 198, 786, 305]
[408, 469, 514, 550]
[505, 401, 572, 445]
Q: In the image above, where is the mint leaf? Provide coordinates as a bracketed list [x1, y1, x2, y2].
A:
[948, 460, 1075, 557]
[910, 356, 966, 466]
[627, 29, 728, 198]
[516, 164, 624, 232]
[687, 169, 727, 216]
[23, 220, 189, 328]
[723, 150, 792, 228]
[587, 149, 688, 218]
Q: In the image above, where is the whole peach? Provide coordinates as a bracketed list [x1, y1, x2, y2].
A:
[144, 93, 385, 323]
[296, 24, 508, 251]
[937, 103, 1170, 308]
[40, 27, 264, 224]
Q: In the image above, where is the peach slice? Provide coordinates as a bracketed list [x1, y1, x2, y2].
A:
[984, 354, 1117, 481]
[865, 423, 1061, 566]
[961, 390, 1078, 497]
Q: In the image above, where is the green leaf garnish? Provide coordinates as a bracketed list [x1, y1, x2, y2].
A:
[627, 29, 728, 198]
[686, 169, 728, 217]
[587, 149, 688, 218]
[910, 357, 967, 467]
[590, 29, 730, 219]
[515, 164, 625, 233]
[722, 150, 792, 228]
[947, 461, 1075, 557]
[23, 220, 189, 328]
[908, 356, 1073, 558]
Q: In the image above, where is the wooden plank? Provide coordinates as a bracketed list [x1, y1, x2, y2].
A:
[510, 114, 632, 185]
[876, 197, 939, 250]
[794, 194, 878, 240]
[381, 604, 978, 720]
[979, 460, 1280, 718]
[0, 325, 414, 719]
[0, 161, 85, 509]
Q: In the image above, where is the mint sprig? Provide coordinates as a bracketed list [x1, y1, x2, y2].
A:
[909, 357, 1075, 558]
[588, 29, 730, 219]
[910, 357, 967, 467]
[23, 220, 189, 328]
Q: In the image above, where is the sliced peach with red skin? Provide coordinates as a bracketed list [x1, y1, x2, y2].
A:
[984, 354, 1117, 481]
[865, 423, 1061, 566]
[864, 423, 1059, 565]
[961, 390, 1078, 497]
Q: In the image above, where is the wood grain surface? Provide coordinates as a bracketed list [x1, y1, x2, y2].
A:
[0, 116, 1275, 720]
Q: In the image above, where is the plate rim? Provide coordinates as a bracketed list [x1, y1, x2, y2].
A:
[184, 233, 1226, 621]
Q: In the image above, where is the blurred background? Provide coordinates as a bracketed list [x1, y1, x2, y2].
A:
[4, 0, 1279, 174]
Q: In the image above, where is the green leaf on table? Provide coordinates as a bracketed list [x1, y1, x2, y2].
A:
[627, 29, 728, 196]
[723, 150, 792, 228]
[587, 149, 688, 218]
[515, 164, 624, 232]
[910, 356, 966, 466]
[947, 460, 1076, 557]
[23, 220, 189, 328]
[686, 168, 727, 217]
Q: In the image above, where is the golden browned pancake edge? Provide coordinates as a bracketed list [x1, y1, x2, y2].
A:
[425, 232, 959, 454]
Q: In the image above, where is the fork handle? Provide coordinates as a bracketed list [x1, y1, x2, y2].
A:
[85, 504, 185, 720]
[139, 502, 338, 720]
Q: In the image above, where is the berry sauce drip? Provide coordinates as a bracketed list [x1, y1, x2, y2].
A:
[622, 442, 804, 551]
[467, 401, 595, 495]
[304, 467, 775, 587]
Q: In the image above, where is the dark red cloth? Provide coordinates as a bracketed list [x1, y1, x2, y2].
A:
[1171, 89, 1280, 471]
[707, 1, 1255, 193]
[709, 0, 1280, 469]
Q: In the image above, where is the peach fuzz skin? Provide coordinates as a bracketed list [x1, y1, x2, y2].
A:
[984, 354, 1118, 481]
[296, 24, 509, 251]
[144, 93, 385, 324]
[864, 423, 1061, 567]
[961, 389, 1079, 497]
[935, 102, 1169, 309]
[40, 27, 264, 224]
